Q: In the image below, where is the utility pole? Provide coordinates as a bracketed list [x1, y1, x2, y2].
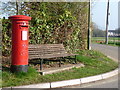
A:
[88, 0, 91, 50]
[105, 0, 110, 44]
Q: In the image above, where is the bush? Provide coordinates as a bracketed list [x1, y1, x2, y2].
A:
[2, 19, 11, 56]
[2, 2, 89, 56]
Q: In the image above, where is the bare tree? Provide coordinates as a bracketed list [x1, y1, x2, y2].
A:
[1, 1, 24, 16]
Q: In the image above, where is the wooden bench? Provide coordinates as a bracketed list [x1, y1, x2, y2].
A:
[29, 44, 78, 70]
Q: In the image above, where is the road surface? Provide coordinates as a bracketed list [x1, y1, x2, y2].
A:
[91, 44, 119, 62]
[63, 44, 119, 88]
[63, 75, 118, 88]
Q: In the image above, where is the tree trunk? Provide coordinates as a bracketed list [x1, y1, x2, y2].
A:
[16, 0, 19, 15]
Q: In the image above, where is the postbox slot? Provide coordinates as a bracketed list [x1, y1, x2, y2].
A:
[21, 26, 28, 27]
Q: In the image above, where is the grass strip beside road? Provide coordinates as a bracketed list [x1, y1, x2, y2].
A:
[92, 41, 120, 47]
[92, 37, 120, 40]
[92, 37, 120, 46]
[2, 50, 118, 87]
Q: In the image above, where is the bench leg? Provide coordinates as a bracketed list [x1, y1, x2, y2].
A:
[40, 59, 43, 70]
[59, 60, 61, 67]
[75, 55, 77, 64]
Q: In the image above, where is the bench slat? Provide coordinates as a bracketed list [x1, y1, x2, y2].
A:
[29, 53, 77, 59]
[29, 44, 78, 60]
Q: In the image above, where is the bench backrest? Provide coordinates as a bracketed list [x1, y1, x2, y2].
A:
[29, 44, 67, 59]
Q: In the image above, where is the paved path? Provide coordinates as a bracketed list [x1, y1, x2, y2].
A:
[91, 43, 119, 62]
[64, 44, 119, 88]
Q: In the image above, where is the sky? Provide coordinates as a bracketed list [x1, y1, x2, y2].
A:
[0, 0, 119, 30]
[91, 0, 119, 30]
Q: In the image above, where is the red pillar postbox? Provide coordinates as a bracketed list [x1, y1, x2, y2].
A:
[9, 15, 31, 72]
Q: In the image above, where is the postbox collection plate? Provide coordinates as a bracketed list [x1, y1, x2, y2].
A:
[22, 31, 27, 40]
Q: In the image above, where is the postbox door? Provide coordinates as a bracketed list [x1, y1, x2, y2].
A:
[18, 25, 29, 65]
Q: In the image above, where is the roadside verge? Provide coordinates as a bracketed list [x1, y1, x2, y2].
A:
[2, 50, 118, 88]
[4, 68, 118, 89]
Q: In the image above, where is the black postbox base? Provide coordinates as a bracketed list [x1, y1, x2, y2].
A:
[10, 65, 28, 73]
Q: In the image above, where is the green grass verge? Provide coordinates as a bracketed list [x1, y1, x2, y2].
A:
[92, 37, 120, 46]
[107, 41, 120, 46]
[92, 37, 120, 40]
[2, 50, 118, 87]
[92, 41, 120, 47]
